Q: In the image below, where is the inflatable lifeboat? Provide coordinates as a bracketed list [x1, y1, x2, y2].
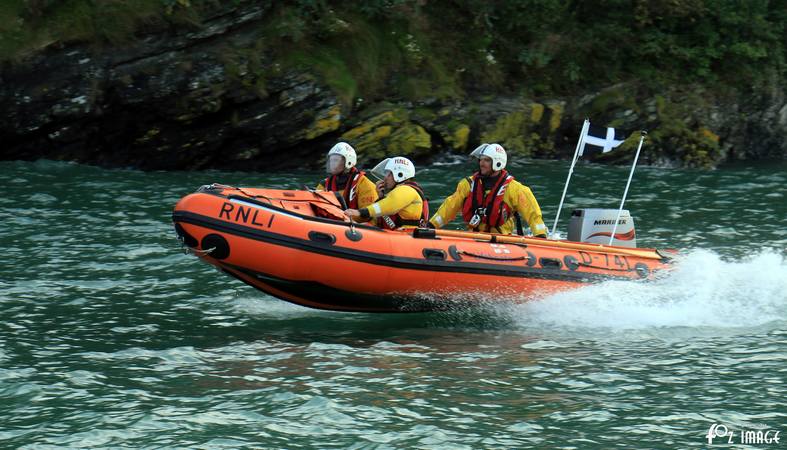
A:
[172, 184, 672, 313]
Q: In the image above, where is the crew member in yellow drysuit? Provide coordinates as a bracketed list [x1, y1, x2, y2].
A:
[316, 142, 378, 222]
[344, 156, 429, 230]
[429, 143, 547, 237]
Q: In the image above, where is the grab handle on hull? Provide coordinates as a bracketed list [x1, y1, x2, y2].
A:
[413, 228, 438, 239]
[308, 231, 336, 245]
[539, 257, 562, 269]
[423, 248, 447, 261]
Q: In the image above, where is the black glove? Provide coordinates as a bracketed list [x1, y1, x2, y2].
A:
[426, 222, 436, 229]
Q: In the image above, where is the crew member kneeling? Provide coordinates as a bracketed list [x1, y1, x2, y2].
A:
[344, 156, 429, 230]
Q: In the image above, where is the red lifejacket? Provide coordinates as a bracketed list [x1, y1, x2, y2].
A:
[461, 170, 514, 230]
[378, 180, 430, 230]
[324, 168, 364, 209]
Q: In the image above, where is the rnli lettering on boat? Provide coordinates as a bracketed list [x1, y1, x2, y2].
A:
[594, 219, 627, 225]
[218, 202, 271, 227]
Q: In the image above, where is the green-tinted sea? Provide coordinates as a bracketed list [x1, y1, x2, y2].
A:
[1, 158, 785, 448]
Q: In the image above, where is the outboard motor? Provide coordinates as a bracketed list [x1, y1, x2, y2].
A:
[567, 208, 637, 248]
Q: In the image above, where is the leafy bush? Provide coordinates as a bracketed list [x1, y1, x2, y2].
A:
[2, 0, 784, 97]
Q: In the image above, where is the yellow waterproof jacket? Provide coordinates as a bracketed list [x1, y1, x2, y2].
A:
[317, 173, 378, 222]
[429, 176, 547, 236]
[363, 184, 424, 229]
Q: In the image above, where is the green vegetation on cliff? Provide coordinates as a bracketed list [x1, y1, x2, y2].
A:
[0, 0, 199, 60]
[1, 1, 784, 168]
[3, 0, 784, 96]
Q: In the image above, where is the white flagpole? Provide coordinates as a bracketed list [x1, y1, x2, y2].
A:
[550, 119, 589, 239]
[608, 131, 646, 246]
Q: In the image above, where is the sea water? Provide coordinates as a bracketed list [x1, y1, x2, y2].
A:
[1, 159, 785, 448]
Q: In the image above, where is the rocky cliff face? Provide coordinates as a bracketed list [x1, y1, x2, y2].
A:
[2, 2, 785, 171]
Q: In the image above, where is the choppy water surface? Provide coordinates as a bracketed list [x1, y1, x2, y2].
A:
[1, 159, 785, 448]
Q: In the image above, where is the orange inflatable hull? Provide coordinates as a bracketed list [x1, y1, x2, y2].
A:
[172, 184, 672, 312]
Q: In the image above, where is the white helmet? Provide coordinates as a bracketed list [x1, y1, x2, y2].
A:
[326, 142, 357, 173]
[470, 143, 507, 170]
[371, 156, 415, 183]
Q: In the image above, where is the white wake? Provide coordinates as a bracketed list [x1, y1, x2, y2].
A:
[511, 249, 787, 330]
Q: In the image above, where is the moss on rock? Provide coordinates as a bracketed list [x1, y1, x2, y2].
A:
[547, 102, 563, 132]
[339, 108, 431, 160]
[304, 104, 342, 139]
[647, 95, 724, 168]
[530, 103, 544, 123]
[387, 123, 432, 156]
[481, 110, 528, 153]
[450, 124, 470, 151]
[479, 103, 559, 157]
